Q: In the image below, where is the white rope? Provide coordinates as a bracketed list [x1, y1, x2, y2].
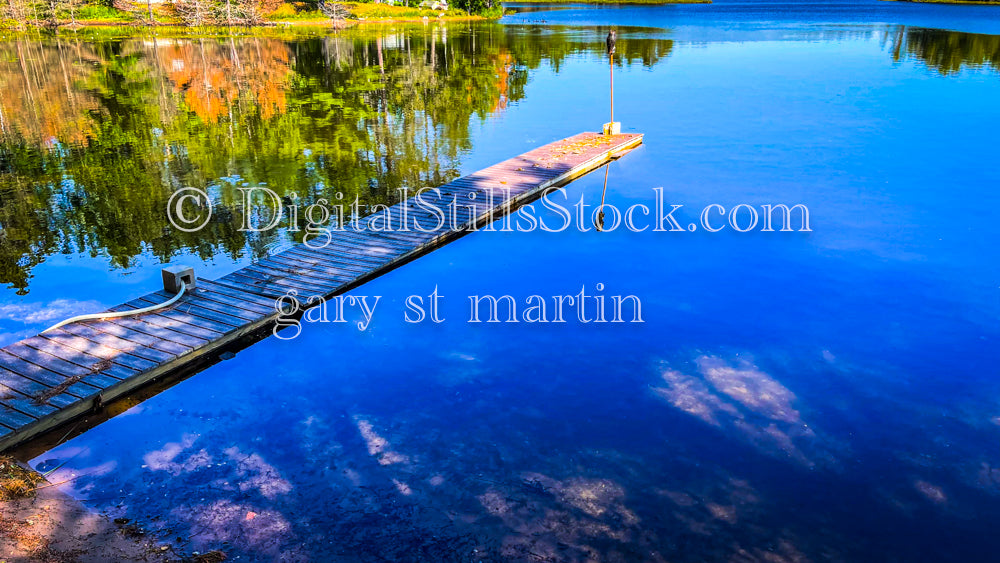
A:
[41, 281, 187, 334]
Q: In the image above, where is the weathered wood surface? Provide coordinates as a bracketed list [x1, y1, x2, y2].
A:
[0, 132, 643, 453]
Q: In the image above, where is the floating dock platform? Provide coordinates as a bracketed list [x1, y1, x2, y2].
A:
[0, 132, 643, 454]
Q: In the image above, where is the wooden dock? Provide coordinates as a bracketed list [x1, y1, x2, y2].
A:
[0, 132, 642, 454]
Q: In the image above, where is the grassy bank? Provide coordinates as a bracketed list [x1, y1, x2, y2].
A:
[265, 2, 494, 23]
[505, 0, 710, 3]
[1, 1, 498, 29]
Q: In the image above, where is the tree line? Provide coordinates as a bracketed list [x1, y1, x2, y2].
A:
[0, 0, 503, 28]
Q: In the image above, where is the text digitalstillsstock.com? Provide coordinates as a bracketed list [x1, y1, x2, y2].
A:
[164, 185, 810, 339]
[168, 186, 812, 240]
[271, 285, 643, 339]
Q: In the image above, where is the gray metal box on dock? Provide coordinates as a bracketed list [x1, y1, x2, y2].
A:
[162, 265, 197, 294]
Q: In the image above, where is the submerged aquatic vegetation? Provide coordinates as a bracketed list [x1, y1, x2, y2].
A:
[0, 456, 45, 500]
[190, 550, 228, 563]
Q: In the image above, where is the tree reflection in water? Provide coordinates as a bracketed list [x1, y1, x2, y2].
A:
[0, 25, 674, 294]
[888, 26, 1000, 75]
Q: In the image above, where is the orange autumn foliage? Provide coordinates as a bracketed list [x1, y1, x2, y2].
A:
[157, 39, 292, 124]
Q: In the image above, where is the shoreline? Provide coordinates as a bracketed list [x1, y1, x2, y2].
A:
[46, 16, 487, 27]
[879, 0, 999, 4]
[0, 0, 718, 29]
[1, 457, 175, 561]
[0, 1, 497, 31]
[273, 14, 488, 25]
[0, 15, 490, 32]
[503, 0, 711, 4]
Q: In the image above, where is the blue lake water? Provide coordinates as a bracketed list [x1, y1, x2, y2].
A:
[1, 0, 999, 560]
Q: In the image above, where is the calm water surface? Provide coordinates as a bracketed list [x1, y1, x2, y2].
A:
[2, 0, 999, 561]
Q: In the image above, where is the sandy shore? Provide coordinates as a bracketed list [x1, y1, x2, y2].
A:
[1, 460, 174, 563]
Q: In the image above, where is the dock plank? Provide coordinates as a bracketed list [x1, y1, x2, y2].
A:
[61, 323, 191, 359]
[188, 288, 275, 317]
[97, 317, 209, 349]
[228, 266, 343, 295]
[106, 307, 226, 341]
[0, 351, 104, 400]
[0, 407, 35, 431]
[196, 279, 282, 310]
[3, 342, 123, 386]
[38, 331, 161, 371]
[255, 258, 358, 287]
[266, 250, 371, 278]
[251, 256, 360, 285]
[120, 300, 238, 334]
[0, 385, 57, 419]
[159, 300, 248, 330]
[56, 324, 179, 364]
[147, 290, 266, 324]
[0, 367, 77, 409]
[217, 270, 333, 299]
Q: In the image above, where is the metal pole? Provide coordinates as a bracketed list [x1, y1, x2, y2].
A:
[606, 29, 617, 133]
[610, 53, 614, 124]
[596, 163, 610, 231]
